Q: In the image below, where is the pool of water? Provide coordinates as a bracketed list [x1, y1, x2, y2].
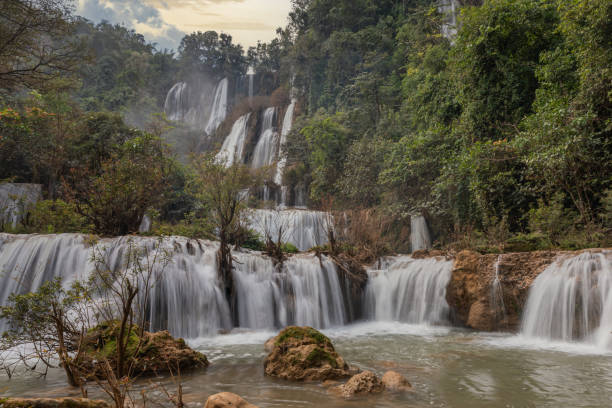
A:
[2, 322, 612, 407]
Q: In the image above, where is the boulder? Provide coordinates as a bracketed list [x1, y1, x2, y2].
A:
[204, 392, 258, 408]
[337, 371, 384, 399]
[80, 321, 209, 378]
[0, 398, 109, 408]
[381, 371, 412, 392]
[264, 326, 354, 382]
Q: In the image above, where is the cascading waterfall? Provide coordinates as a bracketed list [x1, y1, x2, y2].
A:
[0, 234, 350, 337]
[364, 256, 453, 324]
[274, 99, 296, 186]
[521, 251, 612, 349]
[246, 209, 330, 251]
[251, 107, 279, 169]
[247, 66, 255, 101]
[411, 215, 432, 252]
[164, 82, 189, 122]
[439, 0, 460, 40]
[204, 78, 229, 135]
[233, 252, 346, 329]
[490, 255, 507, 323]
[216, 113, 251, 166]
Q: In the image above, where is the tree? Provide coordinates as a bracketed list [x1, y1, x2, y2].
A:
[189, 154, 259, 319]
[0, 0, 84, 90]
[67, 134, 170, 236]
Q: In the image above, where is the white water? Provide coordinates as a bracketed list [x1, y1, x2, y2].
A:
[410, 215, 432, 252]
[164, 82, 188, 122]
[246, 209, 330, 251]
[0, 234, 349, 337]
[216, 113, 250, 166]
[274, 99, 296, 186]
[490, 255, 507, 323]
[521, 251, 612, 350]
[204, 78, 229, 135]
[365, 256, 453, 324]
[439, 0, 460, 40]
[233, 253, 346, 330]
[251, 107, 279, 169]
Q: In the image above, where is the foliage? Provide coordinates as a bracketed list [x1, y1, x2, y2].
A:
[0, 0, 85, 91]
[25, 199, 90, 233]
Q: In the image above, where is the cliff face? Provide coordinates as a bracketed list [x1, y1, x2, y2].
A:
[445, 249, 608, 332]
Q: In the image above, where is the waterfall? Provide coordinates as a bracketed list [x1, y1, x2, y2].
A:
[247, 66, 255, 100]
[411, 215, 432, 252]
[233, 252, 346, 329]
[0, 234, 349, 337]
[246, 209, 330, 251]
[439, 0, 460, 40]
[204, 78, 229, 135]
[164, 82, 189, 122]
[521, 251, 612, 349]
[274, 100, 297, 185]
[216, 113, 251, 167]
[490, 255, 507, 324]
[365, 256, 453, 324]
[251, 107, 279, 169]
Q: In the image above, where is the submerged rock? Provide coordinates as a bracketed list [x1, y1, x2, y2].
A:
[80, 321, 209, 378]
[204, 392, 258, 408]
[0, 398, 109, 408]
[264, 326, 355, 381]
[381, 370, 412, 392]
[337, 370, 384, 399]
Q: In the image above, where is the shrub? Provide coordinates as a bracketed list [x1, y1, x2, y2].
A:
[26, 200, 90, 233]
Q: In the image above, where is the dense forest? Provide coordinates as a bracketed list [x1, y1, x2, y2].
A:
[0, 0, 610, 254]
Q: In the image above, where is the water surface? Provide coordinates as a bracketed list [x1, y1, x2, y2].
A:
[2, 322, 611, 407]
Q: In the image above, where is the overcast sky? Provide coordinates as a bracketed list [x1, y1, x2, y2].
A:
[77, 0, 292, 51]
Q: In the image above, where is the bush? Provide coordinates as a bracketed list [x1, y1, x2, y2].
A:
[281, 242, 299, 254]
[26, 200, 90, 233]
[528, 193, 577, 246]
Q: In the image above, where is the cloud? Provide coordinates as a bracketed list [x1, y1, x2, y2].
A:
[77, 0, 186, 50]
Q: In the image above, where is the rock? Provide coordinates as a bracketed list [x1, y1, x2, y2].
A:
[204, 392, 258, 408]
[264, 326, 354, 382]
[263, 337, 275, 353]
[0, 398, 110, 408]
[337, 370, 384, 399]
[80, 321, 209, 378]
[381, 371, 412, 392]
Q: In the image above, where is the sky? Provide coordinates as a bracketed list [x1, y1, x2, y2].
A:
[76, 0, 292, 51]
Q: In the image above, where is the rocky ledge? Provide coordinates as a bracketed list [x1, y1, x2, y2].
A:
[264, 326, 356, 381]
[446, 248, 609, 331]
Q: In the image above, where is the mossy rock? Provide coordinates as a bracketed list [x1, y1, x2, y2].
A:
[275, 326, 332, 348]
[264, 326, 356, 382]
[79, 321, 208, 378]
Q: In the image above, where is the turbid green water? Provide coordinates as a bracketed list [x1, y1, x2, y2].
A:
[2, 322, 612, 407]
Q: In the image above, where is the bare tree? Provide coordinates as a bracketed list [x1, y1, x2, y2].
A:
[0, 0, 85, 90]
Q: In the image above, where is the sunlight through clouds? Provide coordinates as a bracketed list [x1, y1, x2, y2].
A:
[77, 0, 290, 50]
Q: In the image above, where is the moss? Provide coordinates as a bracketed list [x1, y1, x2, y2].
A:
[306, 347, 338, 368]
[275, 327, 331, 347]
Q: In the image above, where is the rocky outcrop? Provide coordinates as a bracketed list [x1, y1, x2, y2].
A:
[264, 326, 355, 382]
[204, 393, 258, 408]
[381, 371, 412, 392]
[0, 398, 109, 408]
[445, 249, 609, 331]
[81, 321, 209, 378]
[336, 371, 384, 399]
